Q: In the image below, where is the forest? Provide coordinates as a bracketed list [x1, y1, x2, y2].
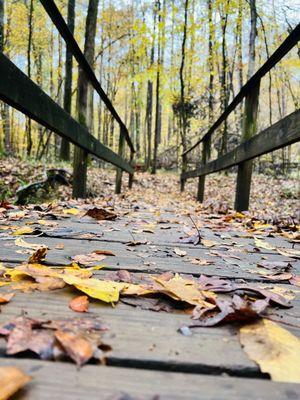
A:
[0, 1, 300, 398]
[0, 0, 299, 176]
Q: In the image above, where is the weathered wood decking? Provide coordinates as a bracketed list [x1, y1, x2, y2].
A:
[0, 205, 300, 399]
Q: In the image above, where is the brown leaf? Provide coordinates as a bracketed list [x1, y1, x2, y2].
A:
[92, 250, 115, 256]
[174, 247, 187, 257]
[28, 247, 48, 263]
[71, 253, 107, 266]
[55, 330, 94, 367]
[187, 295, 268, 327]
[85, 207, 117, 221]
[0, 366, 31, 400]
[0, 292, 15, 304]
[0, 316, 110, 367]
[290, 275, 300, 287]
[69, 295, 89, 313]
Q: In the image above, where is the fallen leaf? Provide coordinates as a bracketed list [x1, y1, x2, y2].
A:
[69, 295, 89, 313]
[55, 243, 65, 250]
[189, 295, 268, 327]
[201, 239, 218, 248]
[15, 238, 42, 250]
[290, 275, 300, 287]
[71, 253, 107, 266]
[28, 247, 48, 263]
[154, 274, 216, 308]
[0, 292, 14, 304]
[62, 275, 126, 303]
[240, 319, 300, 383]
[85, 207, 117, 221]
[254, 237, 276, 251]
[277, 248, 300, 259]
[174, 247, 187, 257]
[0, 366, 31, 400]
[92, 250, 115, 256]
[12, 226, 35, 236]
[0, 316, 109, 367]
[63, 208, 80, 215]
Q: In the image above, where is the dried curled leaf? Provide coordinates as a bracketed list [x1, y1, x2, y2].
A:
[69, 295, 89, 313]
[28, 247, 48, 263]
[0, 315, 109, 367]
[85, 207, 117, 221]
[0, 366, 31, 400]
[240, 319, 300, 383]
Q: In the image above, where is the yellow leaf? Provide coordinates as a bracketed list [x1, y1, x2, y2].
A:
[277, 248, 300, 259]
[62, 275, 126, 303]
[240, 319, 300, 383]
[12, 226, 34, 236]
[15, 238, 42, 250]
[0, 282, 10, 287]
[0, 366, 31, 400]
[254, 237, 276, 251]
[63, 208, 80, 215]
[154, 274, 216, 307]
[201, 239, 218, 248]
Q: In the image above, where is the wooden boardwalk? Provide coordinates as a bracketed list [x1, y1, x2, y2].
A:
[0, 195, 299, 399]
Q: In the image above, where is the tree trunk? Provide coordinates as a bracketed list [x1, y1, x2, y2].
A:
[179, 0, 189, 191]
[235, 0, 258, 211]
[151, 0, 162, 174]
[197, 0, 214, 201]
[0, 0, 11, 154]
[26, 0, 34, 157]
[60, 0, 75, 161]
[72, 0, 99, 198]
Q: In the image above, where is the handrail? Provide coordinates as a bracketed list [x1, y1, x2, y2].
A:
[182, 109, 300, 180]
[183, 23, 300, 157]
[0, 53, 134, 174]
[39, 0, 135, 154]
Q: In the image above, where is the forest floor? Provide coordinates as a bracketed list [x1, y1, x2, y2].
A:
[0, 156, 299, 398]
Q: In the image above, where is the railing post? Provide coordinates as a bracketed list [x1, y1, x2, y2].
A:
[128, 149, 134, 189]
[235, 81, 260, 211]
[115, 127, 125, 194]
[180, 154, 187, 192]
[197, 137, 210, 202]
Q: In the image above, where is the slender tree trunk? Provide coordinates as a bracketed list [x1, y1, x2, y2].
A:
[26, 0, 34, 157]
[60, 0, 75, 161]
[151, 0, 162, 174]
[219, 0, 229, 156]
[235, 0, 258, 211]
[0, 0, 11, 154]
[197, 0, 214, 201]
[179, 0, 189, 191]
[73, 0, 99, 198]
[145, 3, 157, 170]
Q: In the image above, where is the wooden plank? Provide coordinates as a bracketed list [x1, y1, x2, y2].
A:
[1, 235, 299, 281]
[39, 0, 134, 153]
[1, 358, 299, 400]
[182, 109, 300, 180]
[0, 53, 133, 174]
[183, 23, 300, 156]
[0, 287, 299, 377]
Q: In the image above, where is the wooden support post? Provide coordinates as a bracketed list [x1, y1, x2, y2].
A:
[235, 81, 260, 211]
[73, 147, 88, 198]
[115, 127, 125, 194]
[128, 150, 134, 189]
[180, 154, 187, 192]
[197, 137, 210, 202]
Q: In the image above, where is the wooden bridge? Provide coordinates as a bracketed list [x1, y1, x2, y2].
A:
[0, 2, 299, 398]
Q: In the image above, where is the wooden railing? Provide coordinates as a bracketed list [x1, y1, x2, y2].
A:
[0, 0, 134, 196]
[181, 23, 300, 211]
